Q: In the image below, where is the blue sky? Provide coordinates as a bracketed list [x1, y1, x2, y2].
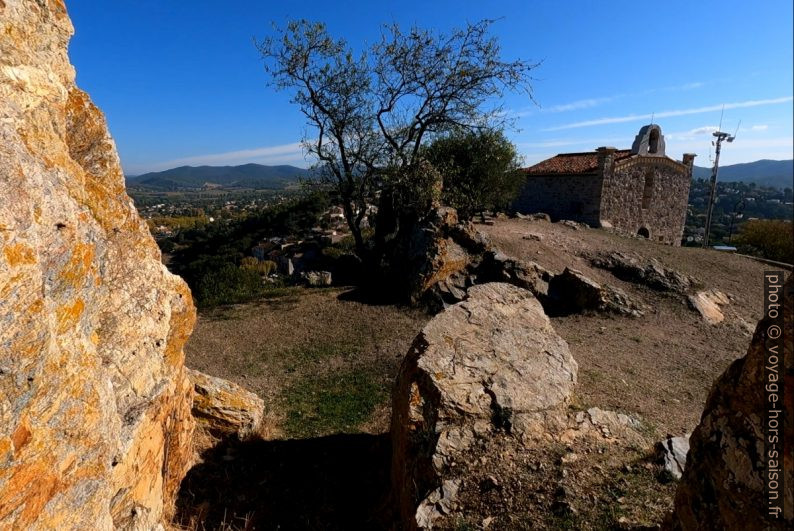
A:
[66, 1, 793, 175]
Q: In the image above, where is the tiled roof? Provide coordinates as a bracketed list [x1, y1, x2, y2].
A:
[523, 149, 633, 175]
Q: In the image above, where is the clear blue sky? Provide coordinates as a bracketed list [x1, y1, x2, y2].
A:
[66, 0, 793, 175]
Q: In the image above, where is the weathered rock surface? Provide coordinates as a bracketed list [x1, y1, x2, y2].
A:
[547, 268, 645, 316]
[391, 283, 577, 529]
[589, 251, 693, 293]
[1, 2, 195, 529]
[672, 275, 793, 529]
[657, 435, 690, 481]
[187, 369, 264, 439]
[480, 251, 552, 299]
[687, 289, 729, 324]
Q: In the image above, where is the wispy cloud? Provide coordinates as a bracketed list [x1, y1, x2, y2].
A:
[513, 80, 708, 118]
[141, 142, 308, 173]
[542, 97, 615, 113]
[517, 137, 625, 149]
[543, 97, 794, 131]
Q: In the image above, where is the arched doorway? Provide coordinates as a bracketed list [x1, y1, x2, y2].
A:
[637, 227, 650, 239]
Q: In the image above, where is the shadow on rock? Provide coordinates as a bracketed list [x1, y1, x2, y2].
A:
[175, 433, 393, 530]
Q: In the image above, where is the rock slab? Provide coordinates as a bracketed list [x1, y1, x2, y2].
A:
[1, 2, 195, 529]
[391, 283, 577, 529]
[187, 369, 264, 438]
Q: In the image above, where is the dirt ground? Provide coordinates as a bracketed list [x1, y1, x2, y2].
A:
[177, 217, 785, 529]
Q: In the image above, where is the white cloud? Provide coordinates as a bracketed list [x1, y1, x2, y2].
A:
[137, 142, 309, 173]
[750, 124, 769, 131]
[543, 96, 794, 131]
[542, 97, 614, 113]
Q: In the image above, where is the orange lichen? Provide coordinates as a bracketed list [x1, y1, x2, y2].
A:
[11, 422, 31, 453]
[3, 242, 36, 267]
[56, 242, 94, 288]
[55, 298, 84, 334]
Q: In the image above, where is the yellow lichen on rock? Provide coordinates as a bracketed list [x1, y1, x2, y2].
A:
[0, 1, 196, 529]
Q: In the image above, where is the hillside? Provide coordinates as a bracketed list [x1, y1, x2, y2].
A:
[693, 159, 792, 189]
[180, 216, 783, 528]
[126, 163, 310, 190]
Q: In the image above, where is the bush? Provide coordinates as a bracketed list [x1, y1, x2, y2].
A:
[734, 219, 793, 264]
[193, 264, 265, 308]
[424, 129, 524, 220]
[240, 257, 278, 276]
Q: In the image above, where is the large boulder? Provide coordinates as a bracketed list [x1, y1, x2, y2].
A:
[391, 283, 577, 529]
[0, 2, 195, 529]
[672, 275, 792, 529]
[187, 369, 264, 439]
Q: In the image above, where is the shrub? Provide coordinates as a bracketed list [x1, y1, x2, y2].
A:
[734, 219, 793, 264]
[194, 263, 264, 308]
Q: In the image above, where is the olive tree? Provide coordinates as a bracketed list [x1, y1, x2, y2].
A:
[424, 129, 524, 221]
[257, 19, 537, 260]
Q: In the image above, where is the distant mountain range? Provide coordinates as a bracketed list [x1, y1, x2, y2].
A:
[126, 163, 310, 191]
[692, 159, 792, 189]
[126, 159, 793, 192]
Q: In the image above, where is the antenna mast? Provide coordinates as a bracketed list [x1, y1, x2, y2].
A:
[702, 108, 736, 249]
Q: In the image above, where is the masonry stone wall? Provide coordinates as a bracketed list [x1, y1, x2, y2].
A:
[599, 157, 691, 245]
[513, 174, 603, 226]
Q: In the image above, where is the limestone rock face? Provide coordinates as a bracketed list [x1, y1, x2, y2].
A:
[672, 276, 793, 529]
[187, 369, 264, 439]
[0, 2, 195, 529]
[391, 283, 577, 528]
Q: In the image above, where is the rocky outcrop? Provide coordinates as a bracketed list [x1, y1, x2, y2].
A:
[672, 275, 792, 529]
[1, 2, 195, 529]
[391, 283, 577, 528]
[187, 369, 264, 439]
[547, 267, 645, 317]
[397, 207, 489, 305]
[589, 251, 693, 293]
[687, 289, 729, 324]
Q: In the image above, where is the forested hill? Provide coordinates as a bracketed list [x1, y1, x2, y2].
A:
[126, 163, 309, 190]
[692, 159, 792, 189]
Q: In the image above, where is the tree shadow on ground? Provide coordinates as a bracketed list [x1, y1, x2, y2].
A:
[174, 433, 394, 530]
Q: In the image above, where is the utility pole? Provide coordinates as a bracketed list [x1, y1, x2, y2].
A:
[702, 129, 735, 248]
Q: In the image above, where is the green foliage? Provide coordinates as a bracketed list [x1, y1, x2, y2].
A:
[734, 219, 794, 263]
[167, 192, 331, 307]
[424, 129, 524, 219]
[193, 263, 265, 308]
[241, 257, 277, 275]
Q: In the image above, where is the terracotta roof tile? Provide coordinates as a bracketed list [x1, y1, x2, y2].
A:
[523, 149, 633, 175]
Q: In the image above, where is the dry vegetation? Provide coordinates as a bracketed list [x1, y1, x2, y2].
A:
[178, 217, 784, 529]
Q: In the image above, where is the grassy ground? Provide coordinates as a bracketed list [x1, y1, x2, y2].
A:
[184, 287, 429, 439]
